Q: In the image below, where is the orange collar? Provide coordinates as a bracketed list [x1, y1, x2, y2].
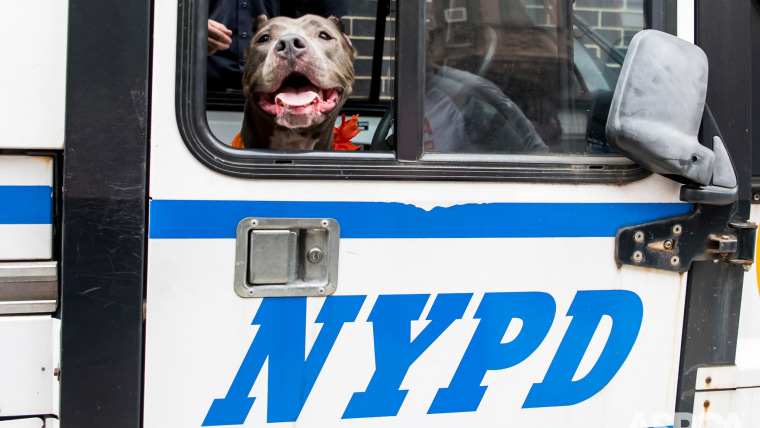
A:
[230, 114, 361, 151]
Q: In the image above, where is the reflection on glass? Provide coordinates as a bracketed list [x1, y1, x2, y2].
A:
[424, 0, 644, 154]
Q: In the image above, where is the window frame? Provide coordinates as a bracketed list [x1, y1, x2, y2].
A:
[175, 0, 665, 182]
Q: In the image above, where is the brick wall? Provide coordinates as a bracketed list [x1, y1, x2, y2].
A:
[574, 0, 644, 50]
[525, 0, 644, 66]
[343, 0, 395, 99]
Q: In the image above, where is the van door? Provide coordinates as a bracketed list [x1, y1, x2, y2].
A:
[143, 1, 752, 427]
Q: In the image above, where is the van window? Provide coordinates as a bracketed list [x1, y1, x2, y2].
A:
[422, 0, 645, 155]
[177, 0, 655, 181]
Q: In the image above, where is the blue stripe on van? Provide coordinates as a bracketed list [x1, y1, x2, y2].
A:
[0, 186, 53, 224]
[149, 200, 692, 239]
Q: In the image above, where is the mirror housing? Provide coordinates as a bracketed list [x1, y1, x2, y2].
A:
[606, 30, 737, 205]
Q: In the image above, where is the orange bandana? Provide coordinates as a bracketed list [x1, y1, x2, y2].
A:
[230, 114, 361, 151]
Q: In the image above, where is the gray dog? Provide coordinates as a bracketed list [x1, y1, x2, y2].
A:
[240, 14, 357, 150]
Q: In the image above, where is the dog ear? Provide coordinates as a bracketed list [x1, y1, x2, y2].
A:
[328, 16, 348, 35]
[328, 16, 356, 59]
[251, 14, 268, 34]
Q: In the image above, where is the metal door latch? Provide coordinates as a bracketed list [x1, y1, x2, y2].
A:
[234, 218, 340, 298]
[616, 207, 757, 273]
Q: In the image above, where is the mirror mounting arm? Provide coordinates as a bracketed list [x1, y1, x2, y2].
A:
[679, 107, 738, 205]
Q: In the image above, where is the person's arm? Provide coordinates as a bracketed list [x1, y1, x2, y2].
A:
[207, 19, 232, 55]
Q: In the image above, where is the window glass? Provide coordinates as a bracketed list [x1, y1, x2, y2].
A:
[342, 1, 395, 100]
[423, 0, 644, 155]
[205, 0, 395, 150]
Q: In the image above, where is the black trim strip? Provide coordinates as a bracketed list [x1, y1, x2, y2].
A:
[752, 0, 759, 178]
[675, 0, 754, 419]
[369, 0, 391, 103]
[645, 0, 677, 34]
[61, 0, 151, 425]
[394, 0, 424, 162]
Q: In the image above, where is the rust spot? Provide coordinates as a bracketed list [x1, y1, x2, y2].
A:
[704, 399, 711, 409]
[705, 376, 712, 385]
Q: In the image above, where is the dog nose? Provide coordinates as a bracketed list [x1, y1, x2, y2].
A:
[276, 34, 308, 59]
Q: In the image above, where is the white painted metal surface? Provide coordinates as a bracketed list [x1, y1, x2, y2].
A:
[146, 1, 695, 426]
[0, 226, 53, 260]
[145, 237, 688, 427]
[0, 157, 54, 186]
[692, 389, 760, 428]
[0, 316, 60, 419]
[677, 0, 695, 44]
[0, 156, 54, 260]
[738, 205, 760, 381]
[0, 2, 67, 150]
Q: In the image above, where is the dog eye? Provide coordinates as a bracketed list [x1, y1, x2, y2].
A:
[318, 31, 332, 41]
[257, 34, 270, 43]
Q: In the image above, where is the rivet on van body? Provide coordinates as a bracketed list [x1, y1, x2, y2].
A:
[663, 240, 674, 250]
[634, 231, 645, 242]
[673, 224, 682, 235]
[670, 256, 680, 266]
[633, 251, 643, 262]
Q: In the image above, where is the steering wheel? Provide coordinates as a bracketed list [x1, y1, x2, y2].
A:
[477, 26, 498, 76]
[370, 104, 395, 151]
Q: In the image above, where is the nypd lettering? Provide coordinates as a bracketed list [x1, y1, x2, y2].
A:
[202, 291, 643, 426]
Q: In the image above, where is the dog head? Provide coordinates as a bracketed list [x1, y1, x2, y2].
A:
[241, 14, 356, 149]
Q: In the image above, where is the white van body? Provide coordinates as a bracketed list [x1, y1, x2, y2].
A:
[0, 1, 758, 427]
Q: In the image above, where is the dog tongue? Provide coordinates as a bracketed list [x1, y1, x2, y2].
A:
[275, 85, 320, 106]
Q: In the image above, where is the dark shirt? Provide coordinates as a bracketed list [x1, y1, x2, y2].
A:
[207, 0, 349, 92]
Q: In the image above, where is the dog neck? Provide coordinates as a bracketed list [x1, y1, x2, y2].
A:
[269, 126, 333, 150]
[241, 103, 335, 150]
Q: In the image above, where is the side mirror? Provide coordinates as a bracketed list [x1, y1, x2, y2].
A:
[606, 30, 737, 205]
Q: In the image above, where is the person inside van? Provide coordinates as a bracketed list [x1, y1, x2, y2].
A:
[422, 1, 548, 154]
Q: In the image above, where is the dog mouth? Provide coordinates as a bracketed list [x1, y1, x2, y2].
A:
[257, 74, 342, 118]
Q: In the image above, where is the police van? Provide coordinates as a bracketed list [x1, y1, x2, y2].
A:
[1, 0, 759, 427]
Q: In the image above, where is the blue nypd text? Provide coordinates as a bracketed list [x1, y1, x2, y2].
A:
[202, 290, 643, 426]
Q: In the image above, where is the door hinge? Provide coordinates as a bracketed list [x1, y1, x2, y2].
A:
[616, 208, 757, 273]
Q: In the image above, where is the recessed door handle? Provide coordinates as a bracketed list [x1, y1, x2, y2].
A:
[234, 218, 340, 298]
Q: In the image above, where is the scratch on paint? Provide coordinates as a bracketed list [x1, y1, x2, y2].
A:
[81, 287, 101, 295]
